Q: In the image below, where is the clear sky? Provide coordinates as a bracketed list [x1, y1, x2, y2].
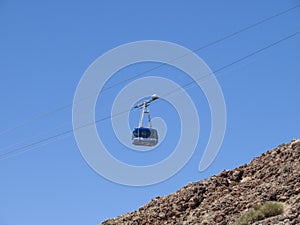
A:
[1, 1, 300, 224]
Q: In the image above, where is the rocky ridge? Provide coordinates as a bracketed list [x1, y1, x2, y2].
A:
[101, 139, 300, 225]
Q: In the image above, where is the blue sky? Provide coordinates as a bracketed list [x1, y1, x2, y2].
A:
[1, 1, 300, 224]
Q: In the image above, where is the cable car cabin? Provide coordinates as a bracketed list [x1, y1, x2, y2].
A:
[132, 127, 158, 146]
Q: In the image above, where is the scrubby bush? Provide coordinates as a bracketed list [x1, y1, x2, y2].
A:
[281, 163, 292, 173]
[259, 201, 284, 217]
[234, 201, 284, 225]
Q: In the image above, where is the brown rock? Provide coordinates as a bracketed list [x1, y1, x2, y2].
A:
[101, 138, 300, 225]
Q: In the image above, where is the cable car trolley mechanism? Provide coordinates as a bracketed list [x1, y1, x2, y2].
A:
[132, 94, 159, 146]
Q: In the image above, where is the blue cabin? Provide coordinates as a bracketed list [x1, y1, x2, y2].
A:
[132, 127, 158, 146]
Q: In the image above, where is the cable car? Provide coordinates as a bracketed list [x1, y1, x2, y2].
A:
[132, 94, 159, 146]
[132, 127, 158, 146]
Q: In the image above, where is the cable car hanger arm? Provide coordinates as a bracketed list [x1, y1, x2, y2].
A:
[133, 94, 159, 109]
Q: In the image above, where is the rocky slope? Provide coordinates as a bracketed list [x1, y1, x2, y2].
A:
[101, 139, 300, 225]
